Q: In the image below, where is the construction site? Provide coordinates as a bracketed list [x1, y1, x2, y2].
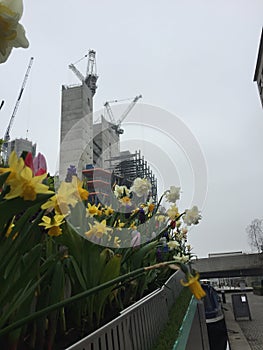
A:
[1, 50, 158, 202]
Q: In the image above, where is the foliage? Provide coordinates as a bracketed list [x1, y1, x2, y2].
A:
[246, 218, 263, 252]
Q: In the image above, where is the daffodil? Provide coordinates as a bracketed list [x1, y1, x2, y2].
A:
[112, 236, 121, 248]
[39, 214, 66, 237]
[0, 151, 24, 182]
[85, 219, 112, 239]
[86, 203, 100, 217]
[103, 205, 114, 216]
[119, 196, 132, 206]
[114, 220, 125, 230]
[165, 186, 180, 203]
[130, 177, 151, 197]
[167, 240, 180, 250]
[0, 0, 29, 63]
[5, 166, 53, 201]
[41, 181, 78, 215]
[155, 214, 166, 223]
[167, 205, 179, 220]
[114, 184, 130, 199]
[71, 176, 89, 201]
[181, 273, 206, 300]
[183, 206, 200, 225]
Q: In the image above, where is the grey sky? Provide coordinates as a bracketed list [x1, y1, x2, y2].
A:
[0, 0, 263, 257]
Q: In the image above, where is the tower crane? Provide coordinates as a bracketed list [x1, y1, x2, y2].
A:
[69, 49, 98, 95]
[3, 57, 34, 144]
[104, 94, 142, 135]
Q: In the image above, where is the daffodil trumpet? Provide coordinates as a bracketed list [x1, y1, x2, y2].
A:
[180, 273, 206, 300]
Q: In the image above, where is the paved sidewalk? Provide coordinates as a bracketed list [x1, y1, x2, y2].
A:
[225, 292, 263, 350]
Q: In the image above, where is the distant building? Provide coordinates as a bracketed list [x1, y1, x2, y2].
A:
[93, 116, 120, 169]
[254, 28, 263, 107]
[7, 138, 36, 159]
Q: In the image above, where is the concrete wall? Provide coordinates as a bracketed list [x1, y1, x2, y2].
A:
[193, 253, 263, 278]
[93, 116, 120, 169]
[60, 83, 93, 180]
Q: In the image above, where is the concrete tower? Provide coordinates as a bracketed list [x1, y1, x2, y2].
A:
[59, 50, 98, 180]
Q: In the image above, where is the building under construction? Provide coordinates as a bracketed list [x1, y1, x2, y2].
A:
[108, 150, 158, 202]
[60, 49, 157, 202]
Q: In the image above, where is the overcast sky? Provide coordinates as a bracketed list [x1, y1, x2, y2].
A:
[0, 0, 263, 257]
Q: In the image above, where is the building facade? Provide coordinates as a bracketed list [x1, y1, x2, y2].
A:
[7, 138, 36, 159]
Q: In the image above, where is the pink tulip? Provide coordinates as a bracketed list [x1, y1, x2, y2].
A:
[33, 152, 47, 176]
[131, 230, 141, 247]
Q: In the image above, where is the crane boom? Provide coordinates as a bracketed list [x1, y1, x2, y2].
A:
[104, 101, 115, 124]
[4, 57, 34, 142]
[68, 63, 85, 83]
[116, 94, 142, 126]
[103, 94, 142, 135]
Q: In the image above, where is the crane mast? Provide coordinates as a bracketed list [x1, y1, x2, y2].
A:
[69, 49, 98, 95]
[3, 57, 34, 143]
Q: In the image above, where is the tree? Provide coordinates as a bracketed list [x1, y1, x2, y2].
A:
[246, 218, 263, 252]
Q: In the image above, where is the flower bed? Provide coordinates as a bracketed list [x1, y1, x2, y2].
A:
[0, 151, 205, 350]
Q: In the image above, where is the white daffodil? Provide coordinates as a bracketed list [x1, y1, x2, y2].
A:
[167, 240, 180, 250]
[0, 0, 29, 63]
[113, 184, 130, 199]
[183, 206, 201, 225]
[130, 177, 151, 197]
[173, 253, 190, 263]
[165, 186, 180, 203]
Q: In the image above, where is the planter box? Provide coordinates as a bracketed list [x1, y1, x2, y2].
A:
[66, 271, 209, 350]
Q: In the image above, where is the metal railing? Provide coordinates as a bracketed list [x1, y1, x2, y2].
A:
[66, 270, 185, 350]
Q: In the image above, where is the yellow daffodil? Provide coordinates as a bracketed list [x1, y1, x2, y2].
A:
[39, 214, 66, 237]
[155, 214, 166, 223]
[5, 166, 53, 201]
[104, 205, 114, 216]
[85, 219, 112, 239]
[119, 196, 132, 206]
[71, 176, 89, 201]
[109, 236, 121, 248]
[167, 205, 179, 220]
[148, 203, 155, 212]
[114, 220, 125, 230]
[41, 181, 78, 215]
[129, 221, 137, 230]
[0, 0, 29, 63]
[86, 203, 100, 217]
[0, 151, 24, 182]
[181, 273, 206, 300]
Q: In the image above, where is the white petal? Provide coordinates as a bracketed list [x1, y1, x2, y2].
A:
[0, 46, 12, 63]
[1, 0, 23, 18]
[12, 23, 29, 48]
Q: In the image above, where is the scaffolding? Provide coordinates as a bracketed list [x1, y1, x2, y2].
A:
[108, 150, 158, 202]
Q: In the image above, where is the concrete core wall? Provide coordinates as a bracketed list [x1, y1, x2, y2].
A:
[59, 83, 93, 180]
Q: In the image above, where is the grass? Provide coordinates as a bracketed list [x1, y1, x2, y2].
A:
[152, 287, 192, 350]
